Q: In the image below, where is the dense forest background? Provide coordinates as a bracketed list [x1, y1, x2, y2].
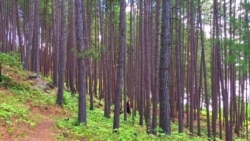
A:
[0, 0, 250, 140]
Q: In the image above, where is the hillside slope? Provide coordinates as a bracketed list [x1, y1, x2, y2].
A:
[0, 65, 73, 141]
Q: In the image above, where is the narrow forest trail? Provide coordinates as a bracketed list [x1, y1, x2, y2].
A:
[20, 104, 67, 141]
[23, 117, 57, 141]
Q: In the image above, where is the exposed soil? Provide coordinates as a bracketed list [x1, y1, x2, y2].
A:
[20, 103, 67, 141]
[0, 106, 61, 141]
[22, 118, 57, 141]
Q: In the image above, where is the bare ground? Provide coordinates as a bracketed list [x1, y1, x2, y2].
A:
[22, 118, 57, 141]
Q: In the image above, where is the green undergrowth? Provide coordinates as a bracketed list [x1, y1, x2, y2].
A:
[8, 80, 55, 105]
[56, 92, 249, 141]
[0, 53, 35, 129]
[0, 92, 35, 127]
[0, 76, 54, 120]
[0, 85, 37, 135]
[56, 92, 210, 141]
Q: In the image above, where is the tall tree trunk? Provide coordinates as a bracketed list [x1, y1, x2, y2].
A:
[113, 0, 126, 130]
[52, 0, 60, 86]
[159, 0, 171, 134]
[56, 0, 67, 106]
[144, 0, 151, 133]
[175, 0, 184, 133]
[75, 0, 87, 125]
[31, 0, 40, 73]
[24, 0, 35, 70]
[198, 0, 211, 137]
[138, 0, 145, 126]
[67, 0, 76, 94]
[15, 0, 24, 61]
[152, 0, 160, 134]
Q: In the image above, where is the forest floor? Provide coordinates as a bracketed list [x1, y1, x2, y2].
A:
[0, 94, 62, 141]
[21, 104, 63, 141]
[0, 97, 61, 141]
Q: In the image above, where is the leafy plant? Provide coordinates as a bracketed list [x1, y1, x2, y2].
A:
[0, 74, 12, 87]
[0, 103, 29, 125]
[0, 52, 20, 67]
[0, 52, 21, 84]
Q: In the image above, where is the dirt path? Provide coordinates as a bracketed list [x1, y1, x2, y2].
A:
[22, 118, 57, 141]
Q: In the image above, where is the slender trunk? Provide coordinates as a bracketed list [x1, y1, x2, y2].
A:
[159, 0, 171, 134]
[75, 0, 87, 124]
[24, 0, 35, 70]
[56, 0, 67, 106]
[31, 0, 40, 73]
[113, 0, 126, 130]
[152, 0, 160, 134]
[52, 0, 60, 86]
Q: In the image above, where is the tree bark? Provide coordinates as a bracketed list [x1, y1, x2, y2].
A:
[113, 0, 126, 130]
[75, 0, 87, 124]
[56, 0, 67, 106]
[159, 0, 171, 134]
[24, 0, 35, 70]
[31, 0, 40, 73]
